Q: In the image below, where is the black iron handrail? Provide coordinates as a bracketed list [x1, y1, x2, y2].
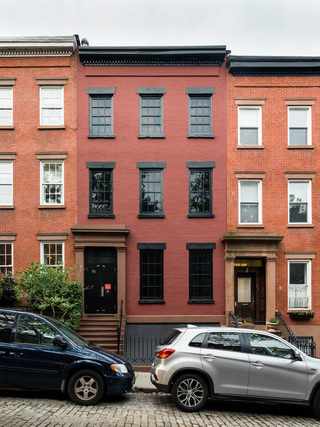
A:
[117, 300, 123, 354]
[228, 311, 239, 328]
[276, 310, 298, 345]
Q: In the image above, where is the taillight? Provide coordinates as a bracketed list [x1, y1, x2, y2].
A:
[156, 348, 175, 359]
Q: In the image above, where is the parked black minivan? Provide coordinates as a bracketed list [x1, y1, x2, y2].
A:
[0, 309, 135, 405]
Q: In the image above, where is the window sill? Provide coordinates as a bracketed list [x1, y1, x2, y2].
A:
[287, 223, 314, 228]
[138, 214, 165, 218]
[88, 134, 115, 139]
[188, 134, 215, 139]
[237, 224, 264, 228]
[188, 299, 215, 304]
[88, 214, 115, 218]
[0, 126, 14, 130]
[237, 145, 264, 149]
[138, 134, 165, 139]
[287, 145, 314, 149]
[38, 205, 66, 209]
[38, 125, 65, 130]
[139, 299, 165, 304]
[188, 213, 215, 218]
[0, 205, 14, 210]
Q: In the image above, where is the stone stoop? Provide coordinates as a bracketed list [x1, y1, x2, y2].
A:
[77, 314, 126, 355]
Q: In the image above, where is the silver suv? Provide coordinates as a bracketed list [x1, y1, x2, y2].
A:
[151, 325, 320, 416]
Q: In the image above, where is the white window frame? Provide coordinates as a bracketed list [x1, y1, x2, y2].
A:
[288, 180, 312, 224]
[288, 260, 311, 310]
[238, 179, 262, 224]
[288, 106, 311, 146]
[238, 106, 262, 146]
[0, 242, 13, 274]
[0, 87, 13, 126]
[40, 241, 64, 267]
[40, 160, 64, 205]
[0, 161, 13, 205]
[40, 86, 64, 126]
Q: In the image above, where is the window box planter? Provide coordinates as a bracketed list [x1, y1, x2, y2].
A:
[289, 311, 314, 320]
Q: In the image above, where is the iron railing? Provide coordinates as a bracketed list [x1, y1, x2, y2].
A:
[228, 311, 239, 328]
[276, 311, 316, 357]
[124, 336, 165, 365]
[117, 300, 123, 354]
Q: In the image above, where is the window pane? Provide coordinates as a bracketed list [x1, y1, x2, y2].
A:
[249, 333, 294, 358]
[240, 204, 258, 223]
[189, 249, 212, 300]
[90, 95, 113, 135]
[289, 182, 308, 223]
[189, 96, 211, 134]
[190, 170, 211, 213]
[41, 87, 63, 126]
[140, 249, 163, 300]
[240, 181, 258, 202]
[15, 315, 56, 346]
[240, 129, 258, 145]
[289, 129, 307, 146]
[207, 332, 241, 352]
[239, 108, 259, 127]
[140, 169, 163, 214]
[140, 95, 163, 135]
[0, 312, 15, 343]
[289, 109, 308, 127]
[289, 262, 309, 308]
[90, 170, 113, 214]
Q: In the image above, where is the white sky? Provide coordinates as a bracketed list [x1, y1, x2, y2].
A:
[2, 0, 320, 56]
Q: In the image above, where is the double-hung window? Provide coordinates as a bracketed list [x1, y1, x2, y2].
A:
[138, 162, 165, 218]
[137, 88, 165, 138]
[138, 243, 165, 303]
[238, 107, 261, 146]
[40, 160, 64, 205]
[187, 243, 215, 303]
[187, 161, 215, 217]
[187, 87, 215, 138]
[0, 87, 13, 126]
[239, 180, 262, 224]
[288, 180, 311, 224]
[41, 242, 64, 267]
[288, 106, 311, 146]
[288, 260, 311, 309]
[87, 162, 115, 218]
[87, 88, 115, 138]
[0, 161, 13, 205]
[40, 86, 64, 126]
[0, 242, 13, 274]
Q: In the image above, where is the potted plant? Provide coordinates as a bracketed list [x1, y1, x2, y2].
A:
[289, 310, 314, 320]
[266, 317, 279, 331]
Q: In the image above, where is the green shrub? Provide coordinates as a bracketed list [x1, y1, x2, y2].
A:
[17, 263, 83, 329]
[0, 273, 19, 305]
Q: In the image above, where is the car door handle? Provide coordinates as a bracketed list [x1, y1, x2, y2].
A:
[251, 361, 264, 368]
[203, 354, 215, 360]
[9, 352, 23, 358]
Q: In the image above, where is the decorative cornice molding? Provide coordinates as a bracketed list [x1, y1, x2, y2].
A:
[82, 58, 223, 66]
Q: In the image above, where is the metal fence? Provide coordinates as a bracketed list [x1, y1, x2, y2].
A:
[124, 336, 164, 365]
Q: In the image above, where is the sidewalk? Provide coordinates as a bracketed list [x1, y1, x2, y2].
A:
[133, 371, 158, 392]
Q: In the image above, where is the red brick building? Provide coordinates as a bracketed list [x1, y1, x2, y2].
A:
[0, 37, 78, 274]
[75, 46, 228, 359]
[225, 56, 320, 351]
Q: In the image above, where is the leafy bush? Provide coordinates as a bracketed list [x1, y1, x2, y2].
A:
[17, 263, 83, 329]
[0, 273, 19, 305]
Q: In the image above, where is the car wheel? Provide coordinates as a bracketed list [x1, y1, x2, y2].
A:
[171, 373, 208, 412]
[312, 388, 320, 418]
[68, 369, 105, 405]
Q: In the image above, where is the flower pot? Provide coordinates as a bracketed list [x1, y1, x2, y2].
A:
[289, 313, 314, 320]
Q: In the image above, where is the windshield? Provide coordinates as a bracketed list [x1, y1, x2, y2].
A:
[160, 330, 182, 345]
[44, 316, 89, 347]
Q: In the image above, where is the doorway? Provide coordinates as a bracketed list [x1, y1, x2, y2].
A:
[84, 248, 117, 314]
[234, 259, 265, 324]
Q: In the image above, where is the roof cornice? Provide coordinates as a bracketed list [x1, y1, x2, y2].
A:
[79, 45, 227, 66]
[0, 36, 78, 57]
[228, 55, 320, 76]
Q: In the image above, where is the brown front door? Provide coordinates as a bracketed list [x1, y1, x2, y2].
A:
[235, 274, 256, 321]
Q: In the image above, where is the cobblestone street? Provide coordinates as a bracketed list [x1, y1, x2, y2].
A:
[0, 389, 319, 427]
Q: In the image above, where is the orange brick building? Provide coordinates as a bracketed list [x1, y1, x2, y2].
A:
[0, 37, 78, 274]
[225, 56, 320, 351]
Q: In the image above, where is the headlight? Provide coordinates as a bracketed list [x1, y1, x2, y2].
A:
[111, 363, 128, 374]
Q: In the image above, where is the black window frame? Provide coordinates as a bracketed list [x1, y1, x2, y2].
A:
[187, 243, 215, 304]
[87, 88, 115, 139]
[138, 243, 166, 304]
[137, 162, 165, 218]
[137, 88, 166, 139]
[87, 161, 115, 218]
[186, 87, 215, 139]
[187, 161, 215, 218]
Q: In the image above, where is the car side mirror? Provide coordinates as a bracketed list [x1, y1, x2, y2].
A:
[53, 335, 69, 349]
[294, 350, 301, 361]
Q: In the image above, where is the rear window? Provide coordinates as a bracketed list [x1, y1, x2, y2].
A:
[160, 330, 182, 345]
[189, 333, 206, 348]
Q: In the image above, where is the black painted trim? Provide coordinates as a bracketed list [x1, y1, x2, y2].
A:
[187, 243, 216, 250]
[187, 161, 215, 168]
[86, 161, 115, 169]
[87, 87, 115, 94]
[186, 87, 215, 94]
[137, 243, 166, 249]
[137, 87, 166, 94]
[137, 162, 166, 168]
[188, 299, 215, 304]
[139, 299, 165, 304]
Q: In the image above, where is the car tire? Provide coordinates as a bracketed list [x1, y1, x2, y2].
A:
[171, 373, 209, 412]
[312, 388, 320, 418]
[68, 369, 105, 405]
